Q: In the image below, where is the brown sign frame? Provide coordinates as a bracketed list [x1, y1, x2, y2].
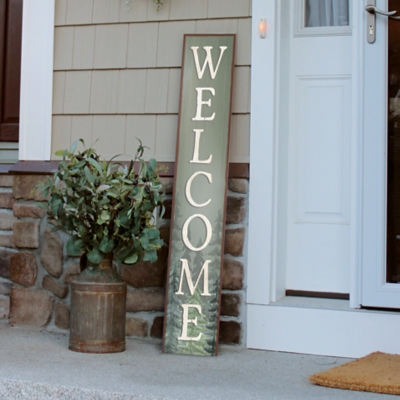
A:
[162, 34, 236, 356]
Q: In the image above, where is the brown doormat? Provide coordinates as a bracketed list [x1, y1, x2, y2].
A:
[309, 352, 400, 395]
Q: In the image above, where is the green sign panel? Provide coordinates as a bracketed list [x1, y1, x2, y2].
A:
[163, 35, 235, 356]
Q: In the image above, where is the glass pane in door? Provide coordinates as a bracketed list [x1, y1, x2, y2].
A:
[387, 0, 400, 283]
[305, 0, 349, 27]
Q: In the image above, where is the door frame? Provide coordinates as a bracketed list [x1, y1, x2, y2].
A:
[247, 0, 364, 310]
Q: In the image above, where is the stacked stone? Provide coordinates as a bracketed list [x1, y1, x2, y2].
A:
[0, 173, 248, 347]
[221, 178, 247, 345]
[0, 175, 70, 330]
[0, 174, 15, 322]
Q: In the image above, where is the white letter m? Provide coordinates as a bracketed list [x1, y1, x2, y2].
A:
[175, 258, 211, 296]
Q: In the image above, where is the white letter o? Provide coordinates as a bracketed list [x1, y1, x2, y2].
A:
[182, 214, 212, 252]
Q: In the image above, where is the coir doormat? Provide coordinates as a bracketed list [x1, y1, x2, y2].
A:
[309, 352, 400, 395]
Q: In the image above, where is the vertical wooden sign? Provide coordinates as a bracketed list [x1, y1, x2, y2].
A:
[163, 35, 235, 356]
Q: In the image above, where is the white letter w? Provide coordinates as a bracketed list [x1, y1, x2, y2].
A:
[191, 46, 228, 80]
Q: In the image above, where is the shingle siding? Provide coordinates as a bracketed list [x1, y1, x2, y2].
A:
[52, 0, 251, 162]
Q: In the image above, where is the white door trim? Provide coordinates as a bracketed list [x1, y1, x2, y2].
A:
[247, 0, 279, 306]
[248, 302, 400, 358]
[19, 0, 54, 161]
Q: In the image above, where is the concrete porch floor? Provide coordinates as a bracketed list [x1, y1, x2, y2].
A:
[0, 324, 394, 400]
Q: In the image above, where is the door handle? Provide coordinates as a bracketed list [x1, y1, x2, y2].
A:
[366, 0, 400, 44]
[365, 5, 400, 19]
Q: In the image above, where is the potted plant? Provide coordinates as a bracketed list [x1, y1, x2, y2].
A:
[38, 139, 165, 353]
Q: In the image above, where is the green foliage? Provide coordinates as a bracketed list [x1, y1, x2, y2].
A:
[38, 139, 165, 265]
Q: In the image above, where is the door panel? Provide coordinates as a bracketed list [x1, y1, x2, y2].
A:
[294, 76, 351, 225]
[285, 1, 352, 293]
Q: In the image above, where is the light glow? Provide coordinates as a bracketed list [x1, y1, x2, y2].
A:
[259, 18, 267, 39]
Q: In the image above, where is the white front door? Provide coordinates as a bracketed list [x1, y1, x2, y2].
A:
[284, 0, 352, 294]
[361, 0, 400, 308]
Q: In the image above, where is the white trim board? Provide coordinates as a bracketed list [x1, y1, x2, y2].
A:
[247, 0, 278, 306]
[19, 0, 54, 161]
[248, 303, 400, 358]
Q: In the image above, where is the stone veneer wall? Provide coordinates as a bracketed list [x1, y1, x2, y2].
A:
[0, 173, 248, 346]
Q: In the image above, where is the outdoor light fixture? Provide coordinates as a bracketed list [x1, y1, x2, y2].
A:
[259, 18, 267, 38]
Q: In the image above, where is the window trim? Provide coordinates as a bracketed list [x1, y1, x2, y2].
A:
[294, 0, 352, 38]
[19, 0, 54, 160]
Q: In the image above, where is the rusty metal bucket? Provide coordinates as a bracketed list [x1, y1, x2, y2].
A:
[69, 253, 127, 353]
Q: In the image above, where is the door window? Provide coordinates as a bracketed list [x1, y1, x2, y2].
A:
[305, 0, 349, 27]
[295, 0, 351, 36]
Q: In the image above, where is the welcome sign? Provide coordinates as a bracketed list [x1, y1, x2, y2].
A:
[163, 35, 235, 356]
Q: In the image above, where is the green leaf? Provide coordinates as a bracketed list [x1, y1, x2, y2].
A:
[149, 158, 157, 171]
[100, 210, 110, 221]
[143, 227, 159, 240]
[127, 159, 134, 175]
[159, 204, 166, 219]
[35, 202, 48, 210]
[70, 140, 78, 154]
[123, 252, 139, 264]
[99, 236, 115, 254]
[87, 247, 103, 264]
[143, 250, 157, 263]
[140, 234, 150, 250]
[84, 166, 95, 183]
[97, 184, 111, 192]
[131, 220, 141, 235]
[55, 149, 66, 156]
[86, 157, 103, 175]
[67, 236, 85, 256]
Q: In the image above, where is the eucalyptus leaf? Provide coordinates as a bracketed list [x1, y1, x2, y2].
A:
[143, 250, 157, 263]
[84, 166, 95, 183]
[67, 236, 85, 256]
[97, 184, 111, 192]
[124, 252, 139, 264]
[71, 140, 78, 154]
[140, 234, 150, 250]
[99, 236, 115, 254]
[149, 158, 157, 171]
[86, 157, 103, 175]
[87, 247, 103, 264]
